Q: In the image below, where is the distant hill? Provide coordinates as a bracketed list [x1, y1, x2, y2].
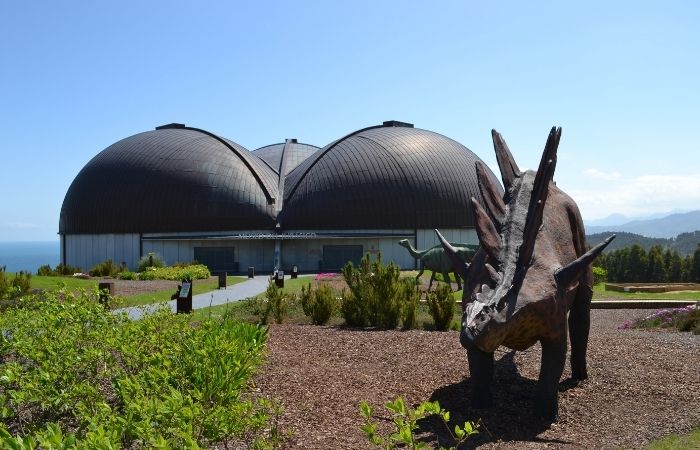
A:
[586, 210, 700, 238]
[587, 230, 700, 256]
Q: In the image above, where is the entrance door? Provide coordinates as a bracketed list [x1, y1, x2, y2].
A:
[322, 245, 363, 271]
[194, 247, 236, 274]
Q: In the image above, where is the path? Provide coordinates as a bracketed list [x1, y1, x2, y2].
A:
[119, 275, 270, 320]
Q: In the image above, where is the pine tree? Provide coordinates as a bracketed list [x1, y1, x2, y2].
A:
[646, 245, 666, 282]
[628, 245, 647, 282]
[693, 244, 700, 283]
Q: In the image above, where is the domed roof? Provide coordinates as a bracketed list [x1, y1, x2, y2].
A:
[278, 121, 502, 229]
[59, 124, 278, 234]
[253, 140, 319, 177]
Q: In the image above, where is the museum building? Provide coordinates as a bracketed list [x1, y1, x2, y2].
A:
[59, 121, 501, 273]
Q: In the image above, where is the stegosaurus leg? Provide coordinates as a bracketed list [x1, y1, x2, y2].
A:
[569, 284, 592, 380]
[467, 347, 494, 408]
[535, 337, 567, 420]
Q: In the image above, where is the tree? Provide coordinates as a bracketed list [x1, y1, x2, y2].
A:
[646, 245, 666, 282]
[693, 244, 700, 283]
[628, 245, 648, 282]
[668, 251, 683, 282]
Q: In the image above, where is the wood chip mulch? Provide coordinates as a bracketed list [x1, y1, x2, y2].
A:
[254, 309, 699, 449]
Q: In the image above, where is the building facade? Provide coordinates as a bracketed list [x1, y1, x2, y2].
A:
[59, 121, 501, 273]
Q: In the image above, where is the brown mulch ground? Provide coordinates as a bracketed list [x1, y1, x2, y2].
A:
[110, 279, 180, 297]
[255, 309, 700, 449]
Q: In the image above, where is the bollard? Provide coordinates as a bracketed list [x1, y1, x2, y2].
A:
[176, 279, 193, 313]
[275, 270, 284, 288]
[248, 266, 255, 278]
[98, 282, 114, 308]
[291, 265, 298, 279]
[218, 272, 227, 289]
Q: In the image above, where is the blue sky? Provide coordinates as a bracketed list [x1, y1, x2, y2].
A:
[1, 1, 698, 241]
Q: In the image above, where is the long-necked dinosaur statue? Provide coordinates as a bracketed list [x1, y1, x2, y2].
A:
[436, 127, 615, 420]
[397, 239, 478, 290]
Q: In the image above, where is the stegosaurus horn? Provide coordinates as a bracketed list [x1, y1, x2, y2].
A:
[471, 197, 503, 262]
[492, 129, 521, 196]
[475, 160, 506, 228]
[555, 235, 616, 288]
[518, 127, 560, 268]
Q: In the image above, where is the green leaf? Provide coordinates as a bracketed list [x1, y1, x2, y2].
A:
[385, 397, 406, 415]
[360, 400, 373, 419]
[454, 424, 465, 439]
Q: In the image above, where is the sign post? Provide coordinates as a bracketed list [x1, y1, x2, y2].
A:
[176, 280, 193, 313]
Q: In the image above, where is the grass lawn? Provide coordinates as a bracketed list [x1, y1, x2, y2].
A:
[113, 276, 246, 308]
[646, 428, 700, 449]
[6, 273, 100, 291]
[8, 272, 248, 309]
[592, 283, 700, 301]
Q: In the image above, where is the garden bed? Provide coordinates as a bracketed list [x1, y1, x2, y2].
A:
[254, 309, 699, 449]
[605, 282, 700, 294]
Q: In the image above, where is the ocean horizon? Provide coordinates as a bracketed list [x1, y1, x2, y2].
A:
[0, 241, 61, 273]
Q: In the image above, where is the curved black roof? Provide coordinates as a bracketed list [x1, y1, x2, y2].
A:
[278, 121, 502, 229]
[60, 125, 278, 233]
[253, 140, 319, 176]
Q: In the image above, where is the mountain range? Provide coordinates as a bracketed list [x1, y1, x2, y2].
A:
[585, 210, 700, 238]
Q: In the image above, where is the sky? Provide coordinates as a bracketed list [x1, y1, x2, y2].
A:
[1, 1, 698, 241]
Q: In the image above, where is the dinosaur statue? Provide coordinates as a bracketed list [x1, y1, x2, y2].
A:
[436, 127, 615, 420]
[397, 239, 478, 290]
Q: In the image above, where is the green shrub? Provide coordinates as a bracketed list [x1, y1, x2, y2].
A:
[400, 278, 420, 330]
[0, 289, 280, 448]
[117, 271, 137, 280]
[427, 283, 456, 331]
[0, 269, 32, 301]
[360, 396, 478, 449]
[89, 259, 118, 277]
[138, 264, 210, 281]
[300, 282, 337, 325]
[137, 252, 165, 272]
[341, 253, 406, 329]
[55, 263, 80, 275]
[265, 280, 291, 324]
[592, 266, 607, 285]
[37, 264, 53, 276]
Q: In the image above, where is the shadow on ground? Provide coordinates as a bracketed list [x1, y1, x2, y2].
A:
[417, 351, 576, 449]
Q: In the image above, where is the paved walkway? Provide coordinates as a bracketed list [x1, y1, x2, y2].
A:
[119, 275, 271, 320]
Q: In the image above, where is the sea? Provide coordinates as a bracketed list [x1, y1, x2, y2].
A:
[0, 241, 61, 273]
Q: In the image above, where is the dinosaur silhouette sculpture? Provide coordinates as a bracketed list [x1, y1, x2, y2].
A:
[398, 239, 478, 290]
[436, 127, 615, 420]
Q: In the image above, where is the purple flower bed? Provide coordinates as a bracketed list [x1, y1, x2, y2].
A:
[619, 303, 700, 334]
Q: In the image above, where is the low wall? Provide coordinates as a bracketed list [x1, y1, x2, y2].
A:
[605, 283, 700, 293]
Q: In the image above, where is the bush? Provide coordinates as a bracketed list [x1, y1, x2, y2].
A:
[55, 263, 80, 275]
[0, 269, 32, 301]
[400, 278, 420, 330]
[89, 259, 118, 277]
[427, 283, 456, 331]
[592, 266, 607, 285]
[300, 282, 337, 325]
[37, 264, 53, 276]
[137, 252, 165, 272]
[138, 264, 210, 281]
[249, 281, 293, 325]
[0, 289, 280, 448]
[117, 270, 137, 280]
[341, 253, 406, 329]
